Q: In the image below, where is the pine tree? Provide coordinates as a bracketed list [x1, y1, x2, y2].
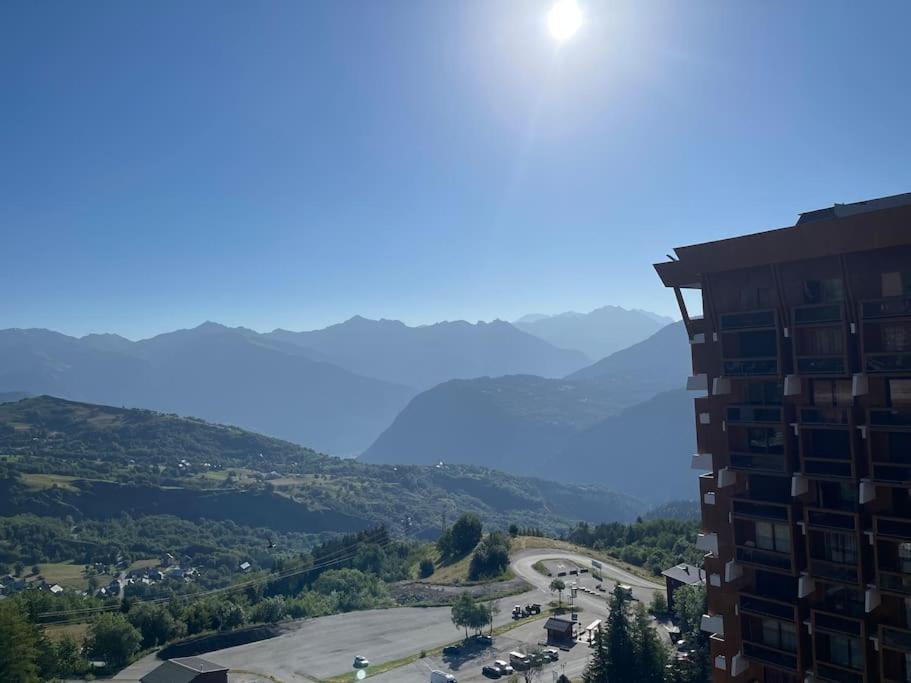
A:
[631, 602, 666, 683]
[0, 602, 41, 683]
[582, 621, 609, 683]
[603, 584, 636, 680]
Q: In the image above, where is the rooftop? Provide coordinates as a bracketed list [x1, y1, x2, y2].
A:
[654, 191, 911, 287]
[661, 563, 705, 585]
[140, 657, 228, 683]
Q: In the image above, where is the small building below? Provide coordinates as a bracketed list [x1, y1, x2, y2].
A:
[543, 616, 574, 644]
[661, 563, 704, 614]
[140, 656, 228, 683]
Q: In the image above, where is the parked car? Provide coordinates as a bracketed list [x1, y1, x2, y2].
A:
[353, 656, 369, 668]
[442, 645, 461, 656]
[474, 634, 492, 644]
[482, 665, 502, 678]
[494, 660, 513, 675]
[545, 648, 560, 661]
[618, 584, 635, 599]
[430, 671, 457, 683]
[596, 584, 606, 591]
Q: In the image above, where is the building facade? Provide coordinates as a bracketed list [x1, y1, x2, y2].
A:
[655, 193, 911, 683]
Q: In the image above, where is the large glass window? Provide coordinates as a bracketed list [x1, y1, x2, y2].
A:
[822, 532, 858, 564]
[804, 279, 844, 304]
[812, 380, 852, 407]
[762, 618, 797, 652]
[748, 427, 785, 453]
[756, 522, 791, 552]
[744, 381, 783, 405]
[824, 633, 863, 670]
[891, 380, 911, 406]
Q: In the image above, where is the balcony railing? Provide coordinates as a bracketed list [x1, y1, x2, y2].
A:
[797, 355, 848, 375]
[875, 516, 911, 540]
[803, 459, 854, 479]
[732, 498, 791, 523]
[806, 508, 857, 531]
[723, 358, 779, 377]
[736, 545, 793, 572]
[814, 662, 864, 683]
[809, 557, 861, 584]
[862, 297, 911, 320]
[729, 451, 787, 474]
[881, 625, 911, 654]
[879, 571, 911, 596]
[870, 463, 911, 485]
[720, 309, 777, 330]
[814, 610, 863, 637]
[742, 641, 798, 671]
[801, 407, 851, 425]
[866, 352, 911, 374]
[869, 408, 911, 429]
[739, 593, 796, 621]
[794, 303, 844, 326]
[726, 405, 784, 424]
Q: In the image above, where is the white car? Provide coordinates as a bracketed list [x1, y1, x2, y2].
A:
[494, 660, 514, 675]
[353, 656, 369, 668]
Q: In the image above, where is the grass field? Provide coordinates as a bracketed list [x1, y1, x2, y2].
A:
[421, 547, 514, 586]
[44, 622, 90, 644]
[20, 472, 81, 492]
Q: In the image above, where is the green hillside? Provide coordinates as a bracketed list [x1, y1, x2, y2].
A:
[0, 395, 645, 564]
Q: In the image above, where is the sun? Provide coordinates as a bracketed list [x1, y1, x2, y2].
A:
[547, 0, 583, 43]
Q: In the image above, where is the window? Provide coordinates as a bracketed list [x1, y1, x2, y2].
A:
[882, 272, 911, 298]
[797, 327, 843, 355]
[756, 522, 791, 552]
[822, 532, 858, 564]
[812, 380, 852, 407]
[804, 279, 844, 304]
[762, 618, 797, 652]
[900, 542, 911, 574]
[884, 324, 911, 352]
[818, 482, 856, 511]
[744, 381, 783, 405]
[748, 427, 785, 453]
[891, 380, 911, 406]
[824, 633, 863, 670]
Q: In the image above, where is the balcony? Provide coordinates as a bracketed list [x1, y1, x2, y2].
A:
[720, 309, 777, 330]
[732, 497, 792, 523]
[729, 451, 788, 474]
[806, 508, 858, 532]
[881, 625, 911, 683]
[875, 518, 911, 596]
[862, 296, 911, 320]
[719, 311, 780, 377]
[739, 593, 797, 621]
[798, 409, 855, 480]
[868, 411, 911, 484]
[735, 544, 794, 573]
[861, 298, 911, 374]
[812, 613, 867, 683]
[793, 303, 849, 376]
[806, 511, 862, 584]
[726, 404, 784, 425]
[741, 603, 801, 671]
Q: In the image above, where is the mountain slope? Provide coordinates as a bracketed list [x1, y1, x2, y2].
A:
[513, 306, 673, 360]
[0, 396, 646, 534]
[554, 389, 697, 502]
[0, 324, 412, 455]
[362, 322, 693, 498]
[267, 316, 590, 390]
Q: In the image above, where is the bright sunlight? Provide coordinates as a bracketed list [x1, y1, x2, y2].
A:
[547, 0, 583, 43]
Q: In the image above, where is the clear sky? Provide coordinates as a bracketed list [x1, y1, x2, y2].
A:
[3, 1, 910, 339]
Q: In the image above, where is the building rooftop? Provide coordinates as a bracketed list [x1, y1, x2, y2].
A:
[140, 657, 228, 683]
[654, 190, 911, 288]
[661, 563, 705, 585]
[544, 617, 574, 633]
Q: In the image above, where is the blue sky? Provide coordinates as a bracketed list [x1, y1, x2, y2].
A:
[3, 1, 910, 339]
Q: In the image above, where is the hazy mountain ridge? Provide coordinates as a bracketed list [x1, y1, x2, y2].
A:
[361, 322, 693, 501]
[266, 316, 590, 390]
[513, 305, 674, 360]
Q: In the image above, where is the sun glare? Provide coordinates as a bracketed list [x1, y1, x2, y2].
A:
[547, 0, 583, 43]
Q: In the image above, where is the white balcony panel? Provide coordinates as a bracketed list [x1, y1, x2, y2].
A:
[700, 613, 724, 636]
[691, 453, 713, 470]
[696, 532, 719, 556]
[687, 374, 709, 391]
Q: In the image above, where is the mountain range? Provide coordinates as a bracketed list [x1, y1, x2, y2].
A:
[513, 305, 673, 360]
[0, 307, 672, 456]
[361, 321, 695, 502]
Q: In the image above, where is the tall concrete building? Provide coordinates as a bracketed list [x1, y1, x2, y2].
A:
[655, 193, 911, 683]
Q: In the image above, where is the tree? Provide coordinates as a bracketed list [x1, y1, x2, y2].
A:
[419, 558, 435, 578]
[14, 561, 24, 577]
[216, 601, 246, 631]
[128, 602, 182, 648]
[85, 612, 141, 670]
[0, 602, 41, 683]
[252, 596, 286, 624]
[549, 578, 566, 606]
[450, 592, 488, 639]
[583, 584, 636, 682]
[52, 635, 86, 678]
[649, 591, 668, 619]
[631, 602, 666, 683]
[667, 584, 709, 683]
[469, 532, 510, 580]
[508, 523, 519, 537]
[449, 513, 482, 557]
[30, 565, 40, 577]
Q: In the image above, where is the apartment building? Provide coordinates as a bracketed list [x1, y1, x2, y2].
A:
[655, 192, 911, 683]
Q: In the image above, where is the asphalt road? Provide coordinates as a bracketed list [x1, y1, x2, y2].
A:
[116, 548, 666, 683]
